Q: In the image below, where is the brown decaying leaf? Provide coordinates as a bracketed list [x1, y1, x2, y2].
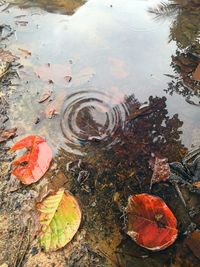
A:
[64, 75, 72, 82]
[0, 48, 18, 63]
[18, 48, 32, 57]
[0, 128, 17, 143]
[149, 157, 170, 188]
[184, 231, 200, 260]
[38, 90, 51, 103]
[194, 181, 200, 188]
[45, 91, 67, 118]
[193, 63, 200, 81]
[47, 108, 58, 119]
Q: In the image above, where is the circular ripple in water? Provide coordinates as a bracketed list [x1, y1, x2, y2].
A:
[60, 90, 128, 152]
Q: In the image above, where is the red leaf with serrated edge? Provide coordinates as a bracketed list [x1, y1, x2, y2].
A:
[127, 194, 178, 251]
[10, 135, 52, 185]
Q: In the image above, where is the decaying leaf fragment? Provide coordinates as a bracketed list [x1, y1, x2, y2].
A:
[38, 90, 51, 103]
[127, 193, 178, 251]
[184, 231, 200, 260]
[193, 63, 200, 81]
[0, 127, 17, 143]
[149, 156, 170, 188]
[37, 188, 81, 251]
[10, 135, 52, 184]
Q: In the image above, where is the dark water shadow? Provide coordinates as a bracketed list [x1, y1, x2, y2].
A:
[55, 93, 193, 266]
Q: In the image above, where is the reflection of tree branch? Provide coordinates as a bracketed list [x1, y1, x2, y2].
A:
[149, 1, 200, 104]
[148, 1, 180, 20]
[85, 95, 186, 165]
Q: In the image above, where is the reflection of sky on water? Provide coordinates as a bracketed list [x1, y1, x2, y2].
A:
[1, 0, 200, 152]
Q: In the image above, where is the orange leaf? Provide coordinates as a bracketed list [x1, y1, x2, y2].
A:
[10, 135, 52, 184]
[127, 193, 178, 251]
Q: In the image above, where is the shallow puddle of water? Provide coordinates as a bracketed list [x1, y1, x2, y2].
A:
[1, 0, 199, 154]
[1, 0, 200, 266]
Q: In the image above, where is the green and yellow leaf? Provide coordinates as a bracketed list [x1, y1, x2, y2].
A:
[37, 188, 81, 251]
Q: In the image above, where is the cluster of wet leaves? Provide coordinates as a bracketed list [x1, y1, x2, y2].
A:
[1, 91, 191, 266]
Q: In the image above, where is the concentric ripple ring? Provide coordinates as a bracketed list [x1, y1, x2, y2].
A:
[60, 90, 128, 152]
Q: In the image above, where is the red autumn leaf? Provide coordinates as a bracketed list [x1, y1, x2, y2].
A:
[127, 193, 178, 251]
[149, 157, 170, 188]
[10, 135, 52, 185]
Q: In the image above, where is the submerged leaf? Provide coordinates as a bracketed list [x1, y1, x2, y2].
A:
[10, 135, 52, 184]
[193, 63, 200, 81]
[37, 188, 81, 251]
[150, 157, 170, 188]
[127, 193, 178, 251]
[184, 231, 200, 260]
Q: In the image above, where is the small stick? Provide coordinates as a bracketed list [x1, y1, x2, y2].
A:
[13, 226, 27, 267]
[13, 220, 31, 267]
[17, 220, 31, 267]
[172, 181, 186, 207]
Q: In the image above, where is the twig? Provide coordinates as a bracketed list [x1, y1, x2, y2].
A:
[172, 181, 186, 207]
[96, 248, 122, 267]
[13, 220, 31, 267]
[17, 220, 31, 267]
[0, 67, 10, 80]
[13, 226, 27, 267]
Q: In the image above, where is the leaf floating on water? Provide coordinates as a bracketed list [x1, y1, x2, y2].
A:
[193, 63, 200, 81]
[47, 107, 58, 119]
[38, 90, 51, 103]
[64, 75, 72, 83]
[37, 188, 81, 251]
[127, 193, 178, 251]
[10, 135, 52, 184]
[149, 157, 170, 188]
[18, 48, 32, 57]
